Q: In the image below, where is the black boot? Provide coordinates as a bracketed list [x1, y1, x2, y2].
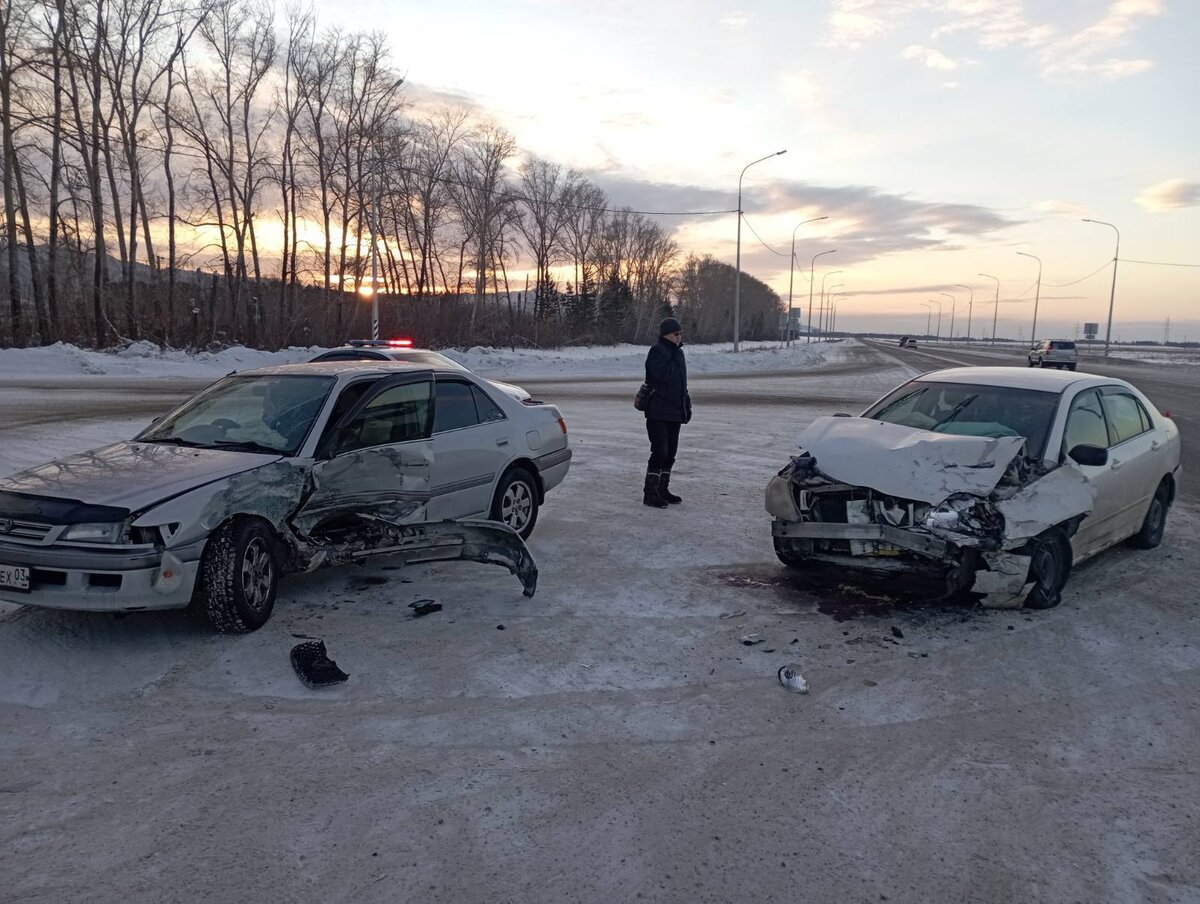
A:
[658, 470, 682, 504]
[643, 471, 668, 508]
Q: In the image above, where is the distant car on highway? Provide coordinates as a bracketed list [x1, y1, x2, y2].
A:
[1029, 339, 1078, 370]
[0, 360, 572, 632]
[898, 336, 918, 348]
[766, 367, 1182, 609]
[312, 339, 533, 402]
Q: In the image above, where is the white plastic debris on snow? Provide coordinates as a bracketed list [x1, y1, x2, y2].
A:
[792, 416, 1028, 505]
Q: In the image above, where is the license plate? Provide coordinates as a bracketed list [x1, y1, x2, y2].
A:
[0, 563, 31, 592]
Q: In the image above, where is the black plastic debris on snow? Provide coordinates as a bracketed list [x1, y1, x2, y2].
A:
[891, 625, 904, 639]
[409, 599, 443, 618]
[290, 640, 350, 688]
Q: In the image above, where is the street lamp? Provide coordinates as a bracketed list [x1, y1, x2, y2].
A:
[822, 282, 843, 337]
[734, 149, 787, 351]
[939, 292, 956, 345]
[786, 216, 828, 346]
[1016, 251, 1042, 347]
[806, 250, 837, 343]
[925, 299, 943, 342]
[830, 292, 849, 336]
[921, 301, 936, 338]
[1082, 218, 1120, 356]
[979, 273, 1000, 345]
[956, 283, 973, 342]
[819, 270, 843, 339]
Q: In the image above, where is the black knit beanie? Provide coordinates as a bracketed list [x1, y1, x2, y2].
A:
[659, 317, 682, 336]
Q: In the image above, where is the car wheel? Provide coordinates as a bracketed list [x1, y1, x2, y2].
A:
[1128, 482, 1170, 550]
[491, 467, 540, 539]
[1024, 530, 1071, 610]
[195, 518, 280, 633]
[1066, 364, 1076, 371]
[773, 536, 810, 568]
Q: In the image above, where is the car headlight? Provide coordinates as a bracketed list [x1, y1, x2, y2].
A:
[60, 522, 125, 543]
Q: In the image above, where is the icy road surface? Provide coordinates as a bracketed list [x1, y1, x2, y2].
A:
[1, 339, 1198, 903]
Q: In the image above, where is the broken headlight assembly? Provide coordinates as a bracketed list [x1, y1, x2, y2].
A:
[59, 522, 125, 544]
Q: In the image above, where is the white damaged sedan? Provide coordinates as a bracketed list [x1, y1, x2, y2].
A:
[0, 361, 572, 631]
[765, 367, 1182, 608]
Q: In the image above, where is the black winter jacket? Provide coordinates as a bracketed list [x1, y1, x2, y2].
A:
[644, 337, 691, 423]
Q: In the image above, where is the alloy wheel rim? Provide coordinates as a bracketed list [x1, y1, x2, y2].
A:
[240, 538, 273, 611]
[502, 481, 533, 531]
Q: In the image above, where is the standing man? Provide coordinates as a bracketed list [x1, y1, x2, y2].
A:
[642, 317, 692, 508]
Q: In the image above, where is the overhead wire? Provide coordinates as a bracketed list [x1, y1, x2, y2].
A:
[739, 212, 787, 256]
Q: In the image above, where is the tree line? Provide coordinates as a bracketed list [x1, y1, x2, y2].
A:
[0, 0, 782, 350]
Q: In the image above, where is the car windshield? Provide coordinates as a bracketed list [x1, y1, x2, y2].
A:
[862, 380, 1060, 458]
[137, 374, 335, 456]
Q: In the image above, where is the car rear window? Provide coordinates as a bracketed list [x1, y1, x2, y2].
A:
[1050, 341, 1076, 350]
[863, 381, 1061, 458]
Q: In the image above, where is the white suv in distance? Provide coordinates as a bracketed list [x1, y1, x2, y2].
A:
[1029, 339, 1078, 370]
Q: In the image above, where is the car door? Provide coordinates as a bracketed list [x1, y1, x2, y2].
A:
[293, 372, 434, 533]
[1099, 388, 1162, 538]
[427, 377, 512, 520]
[1060, 387, 1125, 560]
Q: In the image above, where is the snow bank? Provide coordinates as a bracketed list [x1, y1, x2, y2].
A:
[0, 338, 837, 381]
[0, 341, 327, 380]
[444, 339, 831, 378]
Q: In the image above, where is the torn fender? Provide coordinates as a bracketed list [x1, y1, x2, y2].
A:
[974, 550, 1036, 608]
[995, 463, 1095, 542]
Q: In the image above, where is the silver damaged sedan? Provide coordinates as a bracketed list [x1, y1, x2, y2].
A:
[0, 361, 572, 632]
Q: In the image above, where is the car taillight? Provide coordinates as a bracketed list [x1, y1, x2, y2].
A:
[557, 417, 567, 434]
[1162, 410, 1172, 419]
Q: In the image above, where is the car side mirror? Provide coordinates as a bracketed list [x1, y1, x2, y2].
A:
[1068, 444, 1108, 467]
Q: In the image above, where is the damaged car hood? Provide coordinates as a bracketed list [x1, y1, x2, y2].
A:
[0, 441, 282, 514]
[793, 416, 1029, 504]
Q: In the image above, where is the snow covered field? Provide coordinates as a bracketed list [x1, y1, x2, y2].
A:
[0, 337, 828, 382]
[1, 339, 1198, 902]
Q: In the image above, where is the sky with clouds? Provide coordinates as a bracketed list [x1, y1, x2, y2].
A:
[326, 0, 1198, 340]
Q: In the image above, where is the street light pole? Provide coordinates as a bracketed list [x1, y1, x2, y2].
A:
[734, 149, 787, 351]
[956, 283, 973, 343]
[822, 283, 843, 337]
[927, 299, 943, 342]
[1083, 218, 1120, 356]
[819, 270, 843, 340]
[979, 273, 1000, 345]
[806, 250, 837, 343]
[1016, 251, 1042, 346]
[830, 292, 848, 335]
[786, 216, 828, 347]
[940, 292, 956, 345]
[921, 302, 935, 338]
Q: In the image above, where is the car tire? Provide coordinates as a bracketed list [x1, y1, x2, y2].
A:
[1027, 359, 1036, 367]
[1128, 481, 1170, 550]
[195, 518, 280, 633]
[1066, 364, 1076, 371]
[1023, 530, 1071, 610]
[491, 467, 540, 539]
[773, 536, 810, 568]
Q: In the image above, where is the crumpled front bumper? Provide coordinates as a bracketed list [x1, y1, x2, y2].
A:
[0, 538, 204, 612]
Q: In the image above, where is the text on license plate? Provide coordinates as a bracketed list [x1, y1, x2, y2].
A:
[0, 563, 31, 592]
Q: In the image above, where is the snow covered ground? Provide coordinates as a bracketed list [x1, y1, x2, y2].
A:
[1, 339, 1198, 902]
